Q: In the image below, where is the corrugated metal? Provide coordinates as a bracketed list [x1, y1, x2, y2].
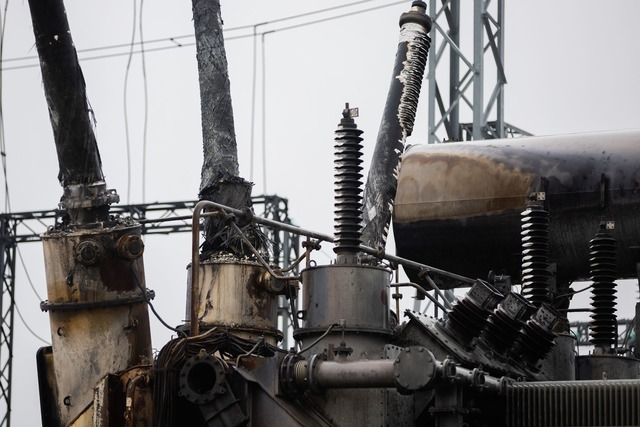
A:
[506, 379, 640, 426]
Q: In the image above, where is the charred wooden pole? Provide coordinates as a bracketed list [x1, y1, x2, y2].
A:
[361, 1, 431, 251]
[192, 0, 255, 255]
[29, 0, 118, 225]
[29, 1, 152, 425]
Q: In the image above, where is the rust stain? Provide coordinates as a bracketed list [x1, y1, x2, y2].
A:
[395, 151, 534, 222]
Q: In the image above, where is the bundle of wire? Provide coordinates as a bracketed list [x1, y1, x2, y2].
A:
[153, 327, 277, 426]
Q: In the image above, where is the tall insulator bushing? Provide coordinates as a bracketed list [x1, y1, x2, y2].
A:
[482, 292, 536, 354]
[514, 304, 561, 371]
[588, 224, 618, 349]
[444, 279, 503, 348]
[333, 103, 364, 260]
[521, 203, 551, 306]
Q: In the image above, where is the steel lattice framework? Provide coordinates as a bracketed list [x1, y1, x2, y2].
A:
[427, 0, 530, 143]
[0, 195, 298, 427]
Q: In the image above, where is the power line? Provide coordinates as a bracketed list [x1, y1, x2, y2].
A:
[140, 0, 149, 204]
[123, 0, 137, 204]
[0, 0, 405, 71]
[14, 302, 50, 345]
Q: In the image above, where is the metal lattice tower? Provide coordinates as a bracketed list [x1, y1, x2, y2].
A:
[0, 218, 16, 427]
[0, 196, 297, 427]
[427, 0, 530, 143]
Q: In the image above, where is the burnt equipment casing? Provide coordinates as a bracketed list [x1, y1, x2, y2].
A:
[187, 260, 282, 345]
[393, 130, 640, 287]
[39, 222, 152, 425]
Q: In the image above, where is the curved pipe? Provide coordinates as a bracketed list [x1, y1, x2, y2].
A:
[124, 373, 149, 427]
[189, 200, 464, 336]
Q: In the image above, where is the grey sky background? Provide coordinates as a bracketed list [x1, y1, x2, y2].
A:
[1, 1, 639, 424]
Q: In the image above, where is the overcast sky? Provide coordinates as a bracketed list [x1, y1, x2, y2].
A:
[2, 0, 640, 424]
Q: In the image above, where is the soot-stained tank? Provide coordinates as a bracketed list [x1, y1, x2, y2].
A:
[393, 130, 640, 288]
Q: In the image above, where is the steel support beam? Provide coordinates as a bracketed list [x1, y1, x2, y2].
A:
[427, 0, 527, 143]
[0, 218, 15, 427]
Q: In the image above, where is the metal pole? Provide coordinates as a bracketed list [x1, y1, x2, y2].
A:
[496, 0, 505, 138]
[472, 0, 484, 140]
[449, 0, 461, 141]
[428, 1, 437, 144]
[0, 217, 15, 427]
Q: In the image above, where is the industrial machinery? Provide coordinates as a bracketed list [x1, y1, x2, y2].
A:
[26, 0, 640, 426]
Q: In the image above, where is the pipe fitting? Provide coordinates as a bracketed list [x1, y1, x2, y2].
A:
[117, 234, 145, 260]
[75, 239, 103, 266]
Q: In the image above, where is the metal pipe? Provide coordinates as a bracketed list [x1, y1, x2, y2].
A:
[390, 282, 449, 313]
[295, 359, 396, 390]
[190, 200, 223, 336]
[124, 373, 149, 427]
[187, 200, 467, 331]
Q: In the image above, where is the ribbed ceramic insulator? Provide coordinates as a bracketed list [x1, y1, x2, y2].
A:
[445, 279, 503, 347]
[516, 304, 560, 371]
[521, 205, 551, 306]
[333, 104, 364, 256]
[588, 227, 618, 348]
[483, 292, 536, 354]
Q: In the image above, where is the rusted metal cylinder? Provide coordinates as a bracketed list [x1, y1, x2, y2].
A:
[187, 260, 281, 344]
[41, 222, 152, 425]
[394, 130, 640, 287]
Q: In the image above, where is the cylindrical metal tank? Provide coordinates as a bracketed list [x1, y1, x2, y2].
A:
[41, 222, 152, 425]
[294, 263, 392, 340]
[188, 260, 282, 344]
[394, 130, 640, 286]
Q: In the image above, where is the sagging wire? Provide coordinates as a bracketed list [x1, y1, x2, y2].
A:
[140, 0, 149, 204]
[131, 262, 186, 339]
[3, 0, 406, 72]
[123, 0, 137, 204]
[556, 282, 592, 300]
[14, 301, 49, 345]
[297, 323, 338, 355]
[153, 327, 278, 426]
[0, 0, 9, 213]
[17, 246, 43, 301]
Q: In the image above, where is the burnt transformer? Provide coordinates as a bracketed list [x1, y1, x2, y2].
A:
[28, 0, 640, 426]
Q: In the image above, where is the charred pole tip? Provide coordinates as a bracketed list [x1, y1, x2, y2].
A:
[29, 0, 117, 224]
[361, 1, 431, 251]
[192, 0, 257, 254]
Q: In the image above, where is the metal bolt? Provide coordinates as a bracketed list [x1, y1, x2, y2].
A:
[63, 396, 71, 406]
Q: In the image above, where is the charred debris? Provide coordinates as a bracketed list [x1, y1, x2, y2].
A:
[27, 0, 640, 426]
